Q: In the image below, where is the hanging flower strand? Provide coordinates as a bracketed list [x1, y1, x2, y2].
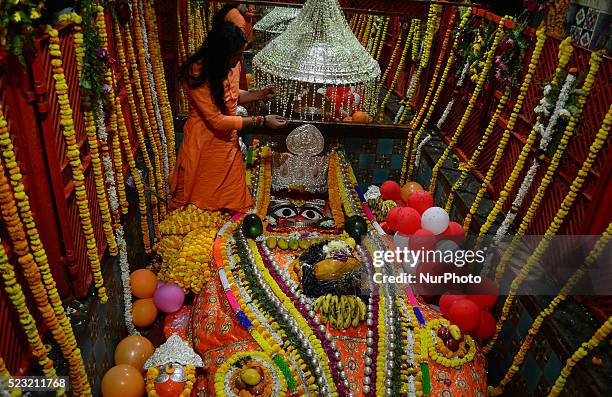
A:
[478, 36, 574, 237]
[483, 103, 612, 355]
[401, 8, 468, 184]
[429, 15, 512, 193]
[47, 26, 107, 302]
[464, 24, 547, 231]
[549, 316, 612, 397]
[488, 222, 612, 396]
[492, 49, 604, 282]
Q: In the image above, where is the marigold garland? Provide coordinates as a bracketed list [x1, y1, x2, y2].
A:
[377, 26, 406, 97]
[0, 120, 90, 394]
[428, 15, 511, 194]
[255, 149, 272, 218]
[483, 103, 612, 354]
[327, 152, 345, 228]
[478, 36, 574, 237]
[176, 0, 189, 115]
[370, 16, 388, 59]
[0, 355, 21, 397]
[66, 11, 118, 256]
[411, 19, 422, 62]
[0, 239, 58, 384]
[444, 86, 512, 211]
[378, 22, 415, 122]
[492, 49, 604, 282]
[426, 319, 477, 368]
[117, 20, 161, 236]
[548, 316, 612, 397]
[488, 223, 611, 396]
[360, 15, 374, 47]
[464, 24, 547, 231]
[47, 26, 107, 302]
[397, 6, 442, 124]
[400, 8, 466, 183]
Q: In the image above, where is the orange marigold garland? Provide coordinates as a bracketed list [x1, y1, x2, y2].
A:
[0, 239, 58, 387]
[327, 151, 345, 228]
[47, 26, 107, 302]
[117, 20, 161, 236]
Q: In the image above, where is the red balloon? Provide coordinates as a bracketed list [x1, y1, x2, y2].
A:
[472, 310, 496, 340]
[396, 207, 421, 235]
[448, 299, 481, 333]
[385, 207, 402, 231]
[408, 229, 437, 251]
[466, 277, 499, 309]
[441, 221, 466, 245]
[439, 293, 465, 317]
[406, 190, 434, 214]
[380, 180, 401, 201]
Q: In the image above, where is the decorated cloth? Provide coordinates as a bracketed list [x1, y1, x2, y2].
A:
[169, 64, 254, 212]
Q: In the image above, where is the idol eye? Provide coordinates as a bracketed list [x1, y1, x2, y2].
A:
[273, 206, 297, 218]
[300, 208, 323, 220]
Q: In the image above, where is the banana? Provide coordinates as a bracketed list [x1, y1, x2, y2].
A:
[348, 296, 356, 316]
[322, 294, 331, 313]
[357, 298, 366, 320]
[313, 297, 323, 313]
[330, 314, 337, 329]
[336, 307, 343, 329]
[351, 307, 360, 327]
[343, 306, 352, 329]
[321, 311, 328, 324]
[331, 295, 339, 315]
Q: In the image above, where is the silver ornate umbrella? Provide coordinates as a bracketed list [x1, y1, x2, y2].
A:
[252, 0, 380, 121]
[253, 6, 301, 50]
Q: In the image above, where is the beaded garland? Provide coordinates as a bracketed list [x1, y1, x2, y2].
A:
[478, 36, 575, 237]
[428, 15, 511, 194]
[483, 103, 612, 354]
[463, 24, 547, 231]
[488, 222, 612, 396]
[47, 26, 107, 302]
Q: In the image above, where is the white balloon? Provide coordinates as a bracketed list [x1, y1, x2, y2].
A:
[393, 232, 410, 249]
[421, 207, 450, 235]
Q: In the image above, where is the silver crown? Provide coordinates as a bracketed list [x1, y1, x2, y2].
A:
[144, 334, 203, 369]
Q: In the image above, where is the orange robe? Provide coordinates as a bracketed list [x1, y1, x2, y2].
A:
[169, 65, 254, 212]
[225, 8, 251, 89]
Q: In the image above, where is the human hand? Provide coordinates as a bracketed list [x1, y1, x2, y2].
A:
[265, 115, 288, 129]
[259, 86, 276, 100]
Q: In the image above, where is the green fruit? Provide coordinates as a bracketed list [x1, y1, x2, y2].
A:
[299, 240, 311, 250]
[242, 214, 263, 239]
[289, 239, 299, 250]
[266, 237, 278, 249]
[277, 238, 289, 250]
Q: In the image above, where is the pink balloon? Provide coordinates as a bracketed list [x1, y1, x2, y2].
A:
[153, 284, 185, 314]
[156, 281, 165, 289]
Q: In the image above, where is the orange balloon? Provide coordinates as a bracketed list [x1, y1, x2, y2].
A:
[132, 298, 158, 328]
[130, 269, 158, 298]
[400, 182, 424, 202]
[101, 364, 145, 397]
[155, 380, 186, 397]
[114, 335, 155, 373]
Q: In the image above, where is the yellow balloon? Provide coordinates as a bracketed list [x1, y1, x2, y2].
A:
[400, 182, 424, 202]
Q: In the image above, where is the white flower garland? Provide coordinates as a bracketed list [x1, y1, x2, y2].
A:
[539, 73, 575, 150]
[495, 73, 576, 243]
[414, 134, 432, 171]
[436, 98, 454, 129]
[97, 100, 140, 335]
[457, 60, 470, 87]
[393, 73, 417, 124]
[138, 0, 169, 195]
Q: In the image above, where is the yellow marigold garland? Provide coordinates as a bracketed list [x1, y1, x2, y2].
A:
[428, 16, 511, 194]
[64, 11, 118, 256]
[398, 6, 442, 124]
[47, 26, 106, 302]
[377, 26, 406, 96]
[488, 223, 612, 396]
[327, 152, 345, 228]
[548, 316, 612, 397]
[378, 22, 415, 122]
[483, 103, 612, 354]
[117, 20, 161, 236]
[0, 239, 58, 383]
[176, 0, 189, 115]
[464, 24, 547, 231]
[445, 86, 512, 212]
[370, 16, 389, 59]
[0, 355, 22, 397]
[478, 37, 575, 236]
[255, 150, 272, 219]
[411, 19, 422, 62]
[493, 49, 604, 283]
[401, 8, 468, 183]
[360, 15, 373, 47]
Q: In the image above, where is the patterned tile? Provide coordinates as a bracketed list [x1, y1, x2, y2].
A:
[372, 169, 390, 184]
[543, 353, 563, 385]
[518, 311, 533, 338]
[374, 153, 391, 169]
[522, 353, 542, 392]
[358, 154, 375, 169]
[376, 138, 393, 154]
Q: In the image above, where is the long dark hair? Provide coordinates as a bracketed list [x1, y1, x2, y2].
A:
[212, 3, 239, 31]
[180, 22, 246, 114]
